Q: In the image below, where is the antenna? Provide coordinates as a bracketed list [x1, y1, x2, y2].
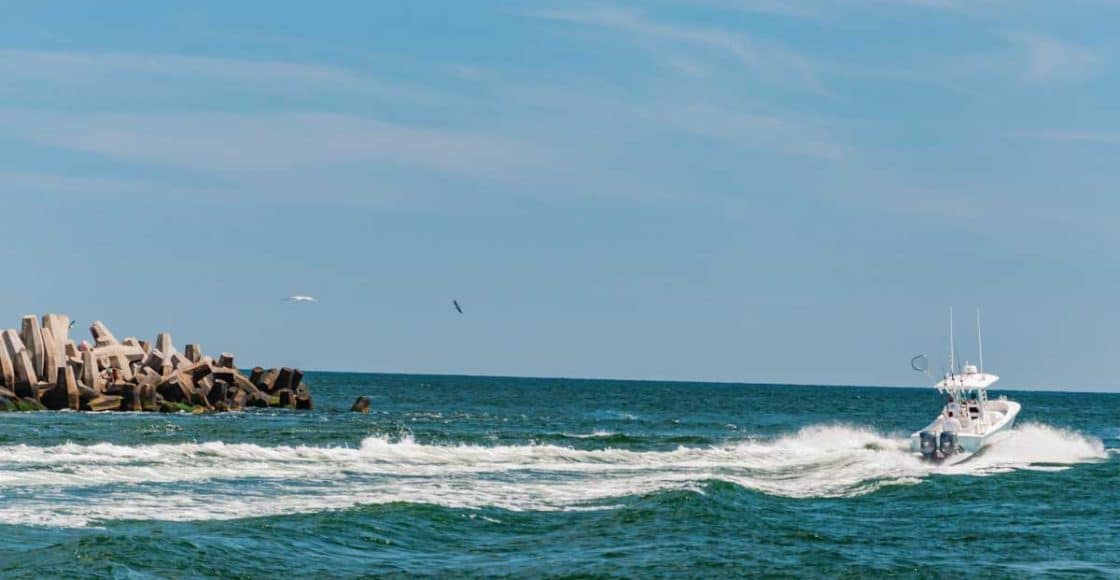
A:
[948, 307, 956, 375]
[976, 307, 984, 373]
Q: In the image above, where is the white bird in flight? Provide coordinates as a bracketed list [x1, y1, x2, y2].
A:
[286, 295, 318, 303]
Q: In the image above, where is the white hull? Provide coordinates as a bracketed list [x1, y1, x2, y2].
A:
[910, 398, 1020, 457]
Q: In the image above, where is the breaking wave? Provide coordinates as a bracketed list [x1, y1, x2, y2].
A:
[0, 423, 1107, 528]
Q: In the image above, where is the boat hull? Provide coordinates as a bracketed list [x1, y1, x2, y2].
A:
[910, 399, 1020, 459]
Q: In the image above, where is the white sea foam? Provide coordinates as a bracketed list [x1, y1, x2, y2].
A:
[0, 423, 1107, 528]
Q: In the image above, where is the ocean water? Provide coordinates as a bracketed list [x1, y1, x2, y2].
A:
[0, 374, 1115, 578]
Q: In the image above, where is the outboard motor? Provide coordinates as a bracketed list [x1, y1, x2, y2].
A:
[919, 431, 937, 458]
[939, 432, 958, 457]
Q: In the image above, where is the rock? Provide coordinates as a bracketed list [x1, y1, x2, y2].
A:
[89, 321, 120, 347]
[40, 327, 60, 385]
[350, 396, 371, 413]
[185, 344, 203, 363]
[80, 349, 105, 393]
[41, 366, 80, 411]
[180, 359, 213, 383]
[248, 392, 270, 408]
[195, 374, 215, 400]
[136, 367, 162, 388]
[156, 375, 192, 403]
[209, 381, 229, 411]
[42, 313, 71, 355]
[211, 370, 237, 390]
[20, 315, 46, 379]
[231, 376, 264, 403]
[216, 353, 235, 369]
[273, 368, 296, 394]
[120, 384, 142, 412]
[0, 335, 15, 388]
[67, 358, 84, 384]
[276, 389, 296, 408]
[139, 384, 159, 412]
[169, 351, 191, 370]
[142, 348, 165, 372]
[257, 368, 279, 391]
[296, 393, 313, 410]
[249, 367, 264, 385]
[230, 388, 249, 410]
[232, 372, 261, 397]
[153, 332, 190, 371]
[42, 316, 69, 377]
[155, 332, 175, 356]
[64, 340, 80, 362]
[2, 330, 38, 387]
[85, 395, 122, 412]
[15, 381, 40, 400]
[121, 339, 147, 362]
[189, 384, 211, 409]
[90, 343, 143, 381]
[76, 383, 99, 402]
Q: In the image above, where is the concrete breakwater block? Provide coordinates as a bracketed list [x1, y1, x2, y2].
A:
[41, 365, 80, 411]
[20, 316, 46, 379]
[2, 330, 39, 387]
[0, 313, 314, 414]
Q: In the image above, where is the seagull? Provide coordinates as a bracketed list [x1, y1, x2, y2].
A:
[286, 295, 318, 303]
[453, 300, 463, 314]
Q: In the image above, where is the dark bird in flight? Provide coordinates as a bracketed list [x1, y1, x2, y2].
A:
[453, 300, 463, 314]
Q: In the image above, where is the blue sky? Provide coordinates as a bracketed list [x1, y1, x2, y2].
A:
[1, 1, 1118, 391]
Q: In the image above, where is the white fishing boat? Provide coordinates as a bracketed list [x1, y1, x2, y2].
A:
[909, 309, 1021, 463]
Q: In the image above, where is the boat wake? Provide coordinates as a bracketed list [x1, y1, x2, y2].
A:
[0, 422, 1107, 528]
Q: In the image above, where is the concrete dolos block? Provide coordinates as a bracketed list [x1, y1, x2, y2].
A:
[89, 321, 119, 347]
[2, 330, 38, 387]
[20, 315, 46, 379]
[81, 349, 105, 393]
[0, 334, 15, 388]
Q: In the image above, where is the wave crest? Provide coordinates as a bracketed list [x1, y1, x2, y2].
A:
[0, 423, 1107, 527]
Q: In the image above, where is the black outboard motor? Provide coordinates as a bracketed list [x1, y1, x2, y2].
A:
[939, 431, 958, 457]
[919, 431, 937, 459]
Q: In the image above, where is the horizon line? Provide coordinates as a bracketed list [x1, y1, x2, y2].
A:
[289, 369, 1117, 395]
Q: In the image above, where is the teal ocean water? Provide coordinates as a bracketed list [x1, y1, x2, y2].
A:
[0, 373, 1115, 577]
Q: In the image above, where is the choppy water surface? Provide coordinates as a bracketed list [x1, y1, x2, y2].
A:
[0, 374, 1115, 577]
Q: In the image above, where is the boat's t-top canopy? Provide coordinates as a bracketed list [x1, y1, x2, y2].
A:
[936, 363, 999, 394]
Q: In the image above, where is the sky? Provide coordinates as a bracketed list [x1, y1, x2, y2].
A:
[1, 1, 1118, 391]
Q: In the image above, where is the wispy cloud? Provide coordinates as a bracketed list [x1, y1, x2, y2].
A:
[534, 5, 819, 89]
[0, 109, 554, 206]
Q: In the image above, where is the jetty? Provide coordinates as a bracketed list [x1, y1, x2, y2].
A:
[0, 313, 312, 413]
